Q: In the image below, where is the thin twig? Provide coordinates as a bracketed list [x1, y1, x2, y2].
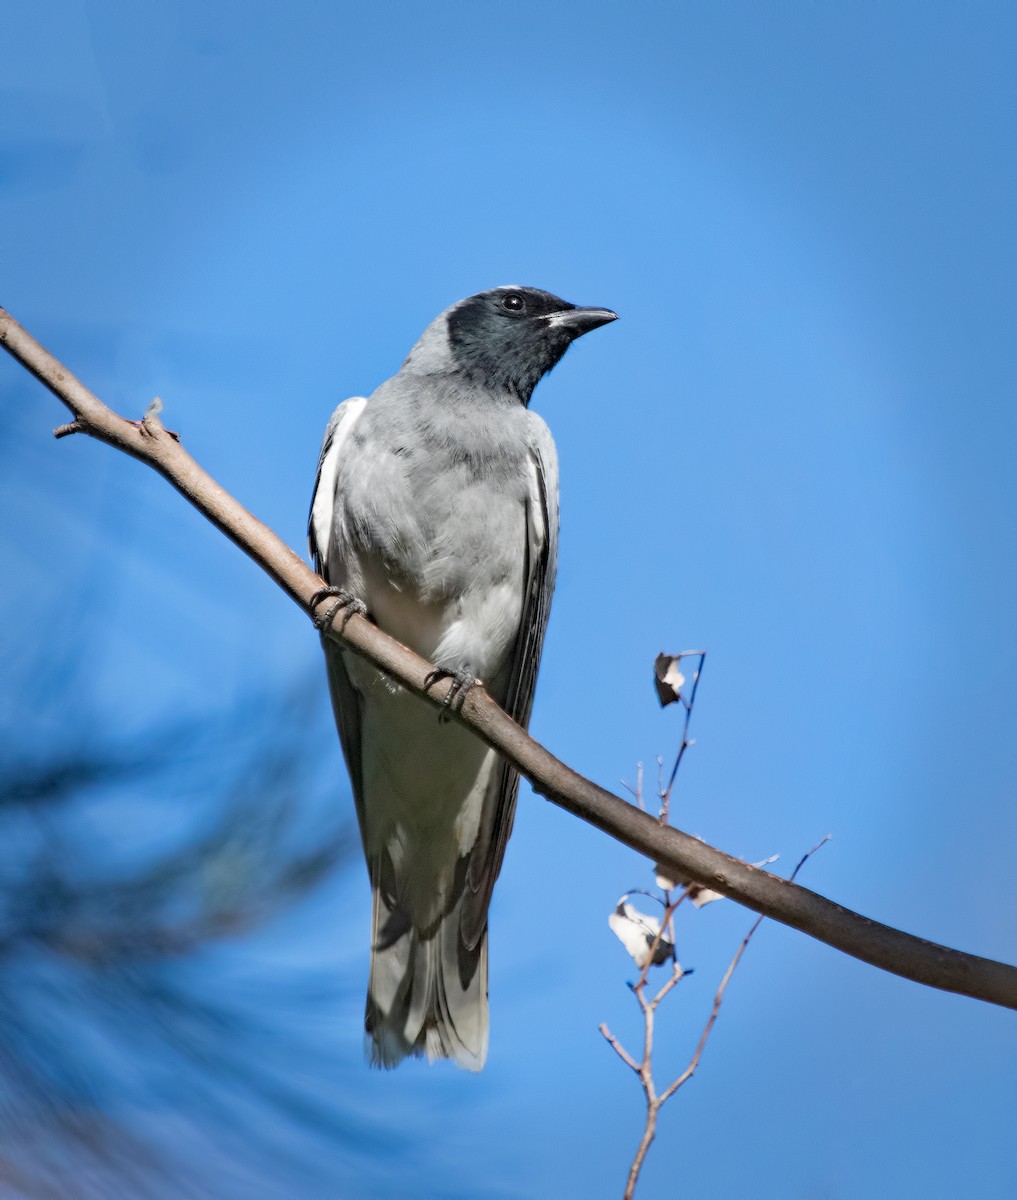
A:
[621, 762, 645, 811]
[598, 1024, 641, 1073]
[658, 921, 755, 1106]
[2, 304, 1015, 1009]
[618, 763, 642, 811]
[658, 834, 832, 1106]
[615, 837, 833, 1198]
[661, 652, 706, 813]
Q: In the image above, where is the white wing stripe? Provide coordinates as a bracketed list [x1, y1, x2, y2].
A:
[310, 397, 367, 575]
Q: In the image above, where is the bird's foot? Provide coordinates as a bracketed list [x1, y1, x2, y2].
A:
[310, 586, 367, 635]
[424, 667, 481, 723]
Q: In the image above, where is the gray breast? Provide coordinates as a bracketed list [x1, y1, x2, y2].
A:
[338, 378, 532, 607]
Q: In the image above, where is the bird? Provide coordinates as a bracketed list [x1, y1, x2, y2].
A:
[308, 285, 617, 1070]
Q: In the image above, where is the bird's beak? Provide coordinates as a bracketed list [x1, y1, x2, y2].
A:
[545, 306, 618, 337]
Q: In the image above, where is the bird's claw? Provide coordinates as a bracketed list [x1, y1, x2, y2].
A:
[310, 586, 367, 634]
[424, 667, 480, 722]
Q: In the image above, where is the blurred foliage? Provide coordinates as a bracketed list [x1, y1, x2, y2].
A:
[0, 674, 391, 1199]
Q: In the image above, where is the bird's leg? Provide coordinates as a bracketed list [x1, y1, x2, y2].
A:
[310, 586, 367, 635]
[424, 666, 481, 723]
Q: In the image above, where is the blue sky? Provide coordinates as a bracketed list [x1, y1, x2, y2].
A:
[2, 2, 1016, 1197]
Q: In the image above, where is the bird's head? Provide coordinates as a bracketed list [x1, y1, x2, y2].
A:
[404, 286, 617, 404]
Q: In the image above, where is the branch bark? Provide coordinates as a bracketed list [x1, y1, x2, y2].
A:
[3, 304, 1016, 1012]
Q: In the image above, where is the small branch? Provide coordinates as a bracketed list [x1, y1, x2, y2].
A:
[624, 1103, 658, 1200]
[649, 958, 685, 1010]
[3, 304, 1016, 1010]
[790, 834, 833, 882]
[660, 834, 833, 1108]
[658, 916, 759, 1107]
[661, 651, 706, 814]
[599, 1024, 641, 1073]
[612, 838, 832, 1197]
[621, 762, 644, 810]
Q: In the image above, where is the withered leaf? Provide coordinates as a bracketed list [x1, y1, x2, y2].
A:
[654, 653, 686, 707]
[608, 900, 675, 969]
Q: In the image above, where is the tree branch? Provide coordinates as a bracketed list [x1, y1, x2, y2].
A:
[3, 304, 1016, 1011]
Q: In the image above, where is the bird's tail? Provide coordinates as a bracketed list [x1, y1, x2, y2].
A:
[365, 882, 489, 1071]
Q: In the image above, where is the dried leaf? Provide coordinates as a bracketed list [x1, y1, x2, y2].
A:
[662, 851, 781, 908]
[653, 653, 686, 707]
[654, 864, 678, 891]
[608, 901, 674, 968]
[686, 883, 725, 909]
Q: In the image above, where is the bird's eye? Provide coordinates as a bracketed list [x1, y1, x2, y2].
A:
[502, 293, 525, 312]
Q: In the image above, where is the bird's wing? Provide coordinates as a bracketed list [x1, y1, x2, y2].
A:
[462, 415, 559, 948]
[308, 397, 369, 845]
